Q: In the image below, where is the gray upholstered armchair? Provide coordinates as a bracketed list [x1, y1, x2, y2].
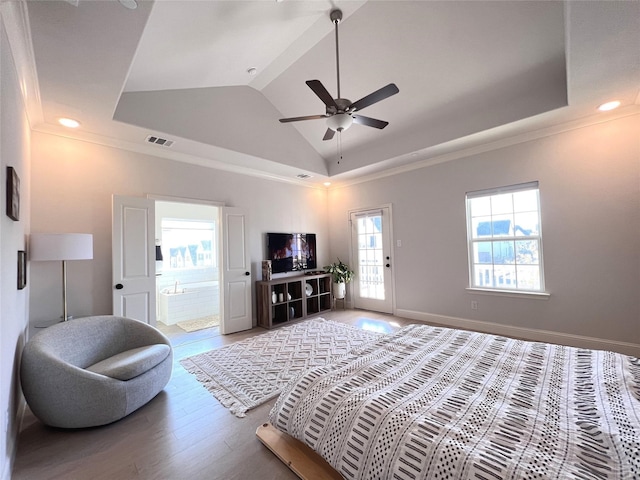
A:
[20, 315, 172, 428]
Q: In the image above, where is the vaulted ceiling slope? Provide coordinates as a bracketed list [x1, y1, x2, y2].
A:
[20, 1, 640, 186]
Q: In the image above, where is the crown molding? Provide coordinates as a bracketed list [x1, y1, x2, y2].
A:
[32, 124, 328, 190]
[328, 106, 640, 190]
[1, 0, 43, 127]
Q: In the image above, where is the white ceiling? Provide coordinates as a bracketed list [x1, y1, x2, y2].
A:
[21, 0, 640, 186]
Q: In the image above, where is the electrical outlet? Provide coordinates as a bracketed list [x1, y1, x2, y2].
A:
[471, 300, 478, 310]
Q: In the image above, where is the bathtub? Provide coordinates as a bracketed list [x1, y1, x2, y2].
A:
[158, 281, 219, 325]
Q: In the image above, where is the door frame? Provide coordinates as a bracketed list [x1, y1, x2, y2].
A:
[348, 203, 396, 314]
[147, 194, 229, 328]
[144, 195, 254, 334]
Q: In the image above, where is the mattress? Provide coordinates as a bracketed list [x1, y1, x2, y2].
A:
[269, 324, 640, 479]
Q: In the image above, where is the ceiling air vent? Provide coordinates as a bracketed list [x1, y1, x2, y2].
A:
[296, 173, 312, 179]
[146, 135, 174, 147]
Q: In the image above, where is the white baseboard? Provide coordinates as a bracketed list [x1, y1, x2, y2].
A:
[395, 309, 640, 357]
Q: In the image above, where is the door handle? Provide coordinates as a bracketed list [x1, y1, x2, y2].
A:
[245, 271, 250, 276]
[115, 283, 124, 290]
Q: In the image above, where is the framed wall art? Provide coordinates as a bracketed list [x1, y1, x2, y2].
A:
[17, 250, 26, 290]
[6, 166, 20, 221]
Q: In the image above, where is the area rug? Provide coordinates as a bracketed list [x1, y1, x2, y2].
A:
[180, 318, 383, 417]
[177, 314, 220, 332]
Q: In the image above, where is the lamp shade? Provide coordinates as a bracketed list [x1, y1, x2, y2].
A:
[30, 233, 93, 261]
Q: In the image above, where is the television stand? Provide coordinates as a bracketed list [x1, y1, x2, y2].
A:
[256, 273, 332, 329]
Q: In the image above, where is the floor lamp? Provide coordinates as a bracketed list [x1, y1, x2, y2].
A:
[30, 233, 94, 322]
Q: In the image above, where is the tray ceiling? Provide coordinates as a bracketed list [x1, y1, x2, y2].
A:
[21, 0, 640, 185]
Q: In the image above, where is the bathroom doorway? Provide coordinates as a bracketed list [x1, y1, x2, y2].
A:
[155, 201, 221, 335]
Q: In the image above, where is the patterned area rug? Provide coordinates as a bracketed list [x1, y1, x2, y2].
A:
[177, 314, 220, 332]
[180, 318, 383, 417]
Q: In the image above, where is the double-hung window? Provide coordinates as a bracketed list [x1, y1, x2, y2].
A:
[466, 182, 545, 293]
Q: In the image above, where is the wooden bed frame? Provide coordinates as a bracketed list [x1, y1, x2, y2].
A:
[256, 423, 343, 480]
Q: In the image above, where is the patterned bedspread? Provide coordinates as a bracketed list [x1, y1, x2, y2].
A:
[269, 324, 640, 479]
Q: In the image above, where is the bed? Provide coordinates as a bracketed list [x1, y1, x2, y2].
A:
[259, 323, 640, 479]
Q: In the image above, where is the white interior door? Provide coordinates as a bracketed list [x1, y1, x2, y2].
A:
[112, 195, 156, 324]
[220, 207, 252, 334]
[350, 206, 394, 314]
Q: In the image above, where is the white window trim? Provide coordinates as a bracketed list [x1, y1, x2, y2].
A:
[466, 181, 547, 294]
[466, 287, 550, 299]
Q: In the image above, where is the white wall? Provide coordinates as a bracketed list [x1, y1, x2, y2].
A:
[0, 16, 31, 480]
[29, 132, 329, 325]
[328, 114, 640, 354]
[29, 115, 640, 356]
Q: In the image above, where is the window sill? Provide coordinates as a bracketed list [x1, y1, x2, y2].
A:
[466, 287, 550, 300]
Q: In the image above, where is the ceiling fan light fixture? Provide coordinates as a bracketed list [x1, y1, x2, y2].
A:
[327, 113, 352, 132]
[278, 8, 398, 140]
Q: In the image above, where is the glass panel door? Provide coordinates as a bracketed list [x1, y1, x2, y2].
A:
[350, 206, 393, 313]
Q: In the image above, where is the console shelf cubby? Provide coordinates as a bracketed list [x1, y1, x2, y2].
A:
[257, 273, 332, 329]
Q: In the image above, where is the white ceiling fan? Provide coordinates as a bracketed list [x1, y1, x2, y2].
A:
[279, 8, 399, 141]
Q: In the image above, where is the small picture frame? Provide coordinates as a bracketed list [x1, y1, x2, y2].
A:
[6, 167, 20, 221]
[17, 250, 26, 290]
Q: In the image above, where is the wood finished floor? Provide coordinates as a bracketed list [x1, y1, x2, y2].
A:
[12, 310, 416, 480]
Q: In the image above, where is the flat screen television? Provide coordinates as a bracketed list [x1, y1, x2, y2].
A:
[266, 233, 317, 273]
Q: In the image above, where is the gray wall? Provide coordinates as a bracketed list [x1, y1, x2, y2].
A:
[0, 18, 31, 480]
[29, 132, 329, 325]
[329, 114, 640, 352]
[28, 113, 640, 356]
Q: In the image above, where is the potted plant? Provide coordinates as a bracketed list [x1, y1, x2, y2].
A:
[324, 259, 355, 300]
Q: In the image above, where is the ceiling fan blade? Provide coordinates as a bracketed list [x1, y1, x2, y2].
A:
[352, 115, 389, 129]
[306, 80, 338, 109]
[279, 114, 327, 123]
[350, 83, 399, 112]
[323, 128, 336, 141]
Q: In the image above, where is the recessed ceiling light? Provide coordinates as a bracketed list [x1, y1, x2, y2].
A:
[119, 0, 137, 9]
[323, 182, 331, 187]
[247, 67, 257, 76]
[58, 118, 80, 128]
[598, 100, 621, 111]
